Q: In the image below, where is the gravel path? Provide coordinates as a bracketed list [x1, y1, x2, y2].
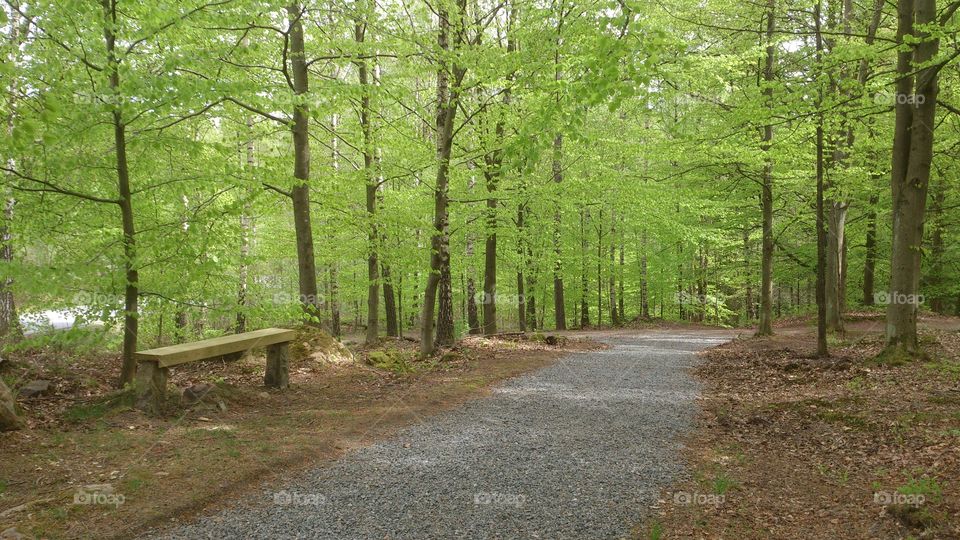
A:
[149, 330, 732, 540]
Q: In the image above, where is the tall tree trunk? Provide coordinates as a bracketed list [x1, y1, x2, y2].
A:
[826, 0, 883, 329]
[526, 260, 537, 331]
[885, 0, 939, 354]
[102, 0, 139, 387]
[328, 108, 342, 338]
[421, 0, 464, 355]
[369, 60, 396, 338]
[580, 208, 590, 327]
[397, 273, 404, 337]
[236, 115, 254, 334]
[698, 243, 708, 323]
[550, 8, 567, 331]
[479, 57, 506, 335]
[814, 0, 829, 357]
[516, 199, 527, 332]
[597, 211, 604, 325]
[411, 227, 421, 329]
[382, 264, 399, 336]
[552, 135, 566, 330]
[756, 0, 776, 337]
[823, 0, 847, 335]
[466, 173, 481, 334]
[482, 163, 500, 336]
[356, 21, 379, 345]
[862, 193, 879, 305]
[609, 210, 619, 326]
[0, 196, 19, 341]
[0, 5, 25, 342]
[640, 229, 649, 319]
[825, 203, 847, 332]
[437, 259, 455, 346]
[743, 226, 754, 320]
[287, 3, 321, 322]
[926, 179, 946, 313]
[618, 231, 625, 322]
[329, 265, 341, 336]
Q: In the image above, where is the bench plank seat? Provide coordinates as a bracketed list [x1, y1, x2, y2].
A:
[134, 328, 296, 414]
[135, 328, 296, 368]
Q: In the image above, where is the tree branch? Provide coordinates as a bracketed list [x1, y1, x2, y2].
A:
[3, 167, 119, 204]
[223, 97, 291, 125]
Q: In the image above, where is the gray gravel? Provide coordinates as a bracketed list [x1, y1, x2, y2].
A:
[148, 330, 731, 540]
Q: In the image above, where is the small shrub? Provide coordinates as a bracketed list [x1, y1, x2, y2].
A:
[648, 521, 664, 540]
[898, 475, 943, 503]
[712, 472, 736, 495]
[366, 350, 413, 373]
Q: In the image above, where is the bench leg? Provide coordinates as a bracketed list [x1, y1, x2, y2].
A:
[265, 343, 289, 389]
[135, 361, 168, 415]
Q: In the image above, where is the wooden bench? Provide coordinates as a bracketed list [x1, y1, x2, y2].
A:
[134, 328, 296, 414]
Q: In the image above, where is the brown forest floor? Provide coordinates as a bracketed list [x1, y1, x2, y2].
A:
[0, 330, 602, 540]
[636, 312, 960, 540]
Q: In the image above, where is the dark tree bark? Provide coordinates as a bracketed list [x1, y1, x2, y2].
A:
[356, 20, 380, 345]
[329, 266, 341, 337]
[596, 209, 603, 325]
[466, 174, 481, 334]
[516, 198, 527, 332]
[397, 273, 404, 337]
[526, 260, 537, 331]
[743, 226, 754, 320]
[552, 134, 567, 330]
[580, 208, 590, 327]
[421, 0, 465, 355]
[814, 0, 829, 357]
[862, 193, 879, 305]
[618, 231, 625, 322]
[437, 260, 455, 346]
[640, 228, 649, 319]
[482, 156, 501, 336]
[609, 210, 619, 326]
[236, 114, 255, 334]
[550, 7, 567, 331]
[287, 3, 321, 322]
[382, 263, 399, 336]
[756, 0, 776, 337]
[885, 0, 941, 355]
[102, 0, 139, 387]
